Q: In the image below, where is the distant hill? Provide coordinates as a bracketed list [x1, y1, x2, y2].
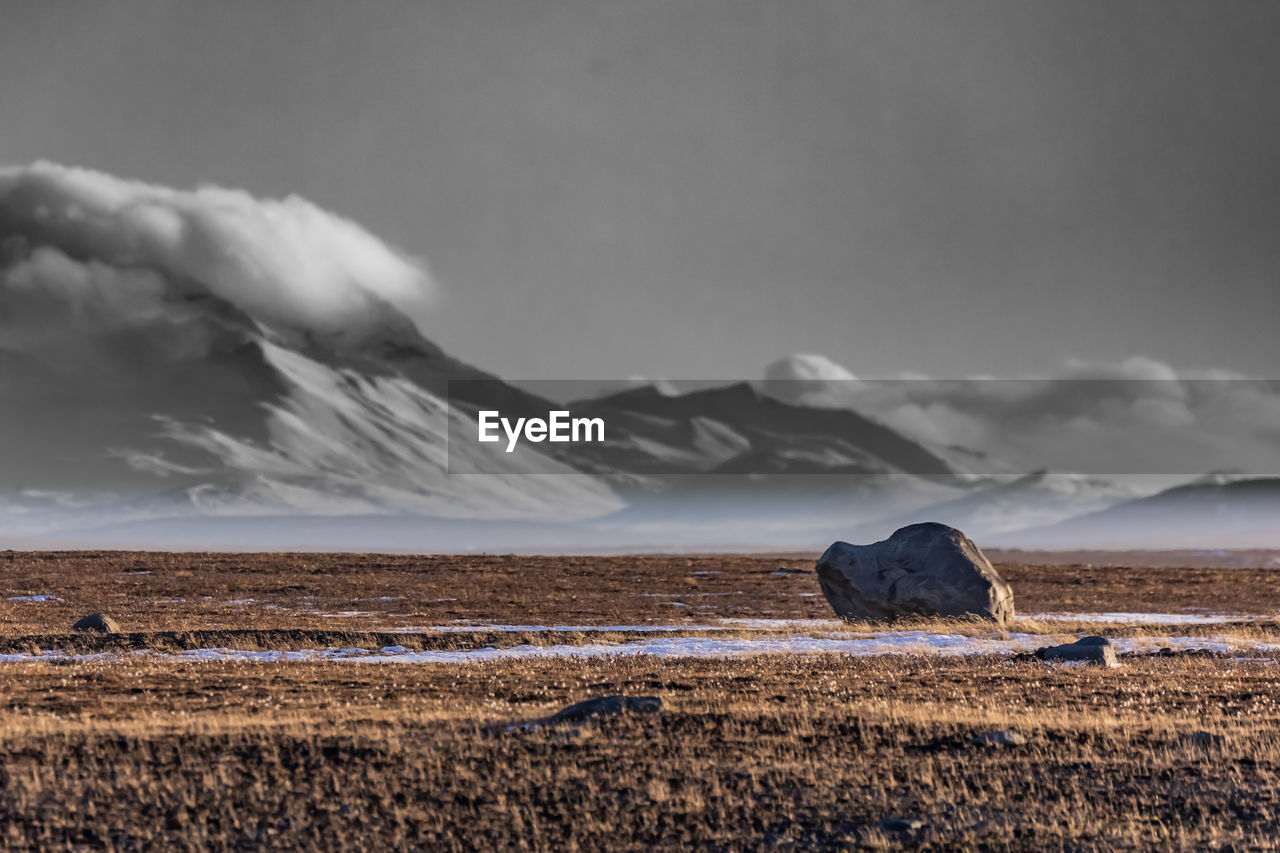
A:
[570, 381, 963, 478]
[842, 469, 1148, 544]
[1001, 477, 1280, 548]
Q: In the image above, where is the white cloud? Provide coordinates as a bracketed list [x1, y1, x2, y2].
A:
[0, 161, 434, 347]
[759, 353, 859, 406]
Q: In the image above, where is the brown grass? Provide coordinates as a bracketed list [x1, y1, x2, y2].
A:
[1, 550, 1279, 850]
[1, 654, 1279, 850]
[4, 549, 1280, 636]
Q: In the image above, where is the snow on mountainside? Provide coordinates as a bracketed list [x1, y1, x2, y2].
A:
[0, 162, 622, 539]
[570, 381, 962, 477]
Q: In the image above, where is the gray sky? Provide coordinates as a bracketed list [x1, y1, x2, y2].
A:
[4, 0, 1279, 380]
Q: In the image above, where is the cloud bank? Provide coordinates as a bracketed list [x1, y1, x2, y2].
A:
[0, 161, 434, 347]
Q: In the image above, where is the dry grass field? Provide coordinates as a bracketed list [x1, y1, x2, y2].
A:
[5, 549, 1280, 632]
[1, 550, 1279, 850]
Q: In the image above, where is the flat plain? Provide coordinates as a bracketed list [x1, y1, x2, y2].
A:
[2, 549, 1279, 850]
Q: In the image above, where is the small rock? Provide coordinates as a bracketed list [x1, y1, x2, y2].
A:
[878, 817, 925, 833]
[1184, 730, 1226, 747]
[71, 613, 120, 633]
[1037, 636, 1118, 666]
[548, 695, 663, 725]
[969, 729, 1027, 747]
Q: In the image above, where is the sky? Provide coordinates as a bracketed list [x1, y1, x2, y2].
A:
[3, 0, 1279, 381]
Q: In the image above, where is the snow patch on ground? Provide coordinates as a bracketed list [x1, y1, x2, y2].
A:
[405, 619, 848, 634]
[1, 611, 1278, 665]
[1024, 612, 1262, 625]
[1108, 636, 1280, 654]
[4, 629, 1278, 666]
[720, 618, 845, 629]
[159, 633, 1054, 664]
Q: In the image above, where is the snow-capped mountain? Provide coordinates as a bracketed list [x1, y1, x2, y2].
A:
[567, 381, 963, 478]
[0, 162, 623, 540]
[5, 162, 1277, 551]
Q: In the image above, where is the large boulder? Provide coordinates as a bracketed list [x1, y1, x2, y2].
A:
[816, 522, 1014, 624]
